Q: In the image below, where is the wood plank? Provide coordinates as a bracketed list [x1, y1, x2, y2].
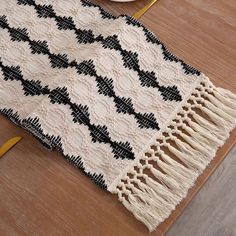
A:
[0, 0, 235, 235]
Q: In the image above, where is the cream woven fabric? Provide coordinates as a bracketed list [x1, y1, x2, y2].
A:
[1, 0, 235, 231]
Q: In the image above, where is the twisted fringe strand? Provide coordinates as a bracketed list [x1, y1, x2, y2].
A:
[110, 77, 236, 232]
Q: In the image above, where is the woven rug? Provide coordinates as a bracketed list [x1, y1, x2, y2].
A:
[1, 0, 236, 232]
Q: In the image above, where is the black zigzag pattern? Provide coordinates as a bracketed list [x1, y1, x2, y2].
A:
[0, 15, 70, 68]
[76, 60, 160, 129]
[16, 1, 183, 102]
[102, 35, 182, 102]
[0, 59, 135, 160]
[18, 0, 105, 43]
[0, 108, 107, 189]
[79, 0, 201, 76]
[124, 16, 201, 76]
[0, 15, 159, 130]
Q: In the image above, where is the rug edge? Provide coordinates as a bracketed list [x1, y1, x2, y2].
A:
[109, 76, 236, 232]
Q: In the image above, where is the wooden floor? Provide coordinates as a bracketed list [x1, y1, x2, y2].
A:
[0, 0, 236, 235]
[167, 146, 236, 236]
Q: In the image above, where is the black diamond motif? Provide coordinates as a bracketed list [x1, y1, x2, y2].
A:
[75, 29, 95, 44]
[36, 4, 55, 18]
[76, 60, 96, 76]
[96, 76, 114, 97]
[1, 64, 23, 81]
[56, 16, 75, 30]
[49, 87, 70, 104]
[30, 40, 49, 54]
[115, 97, 134, 114]
[136, 112, 159, 130]
[112, 141, 135, 160]
[121, 50, 139, 70]
[9, 27, 29, 42]
[17, 0, 34, 6]
[102, 35, 120, 50]
[49, 53, 69, 68]
[71, 103, 90, 125]
[90, 125, 110, 143]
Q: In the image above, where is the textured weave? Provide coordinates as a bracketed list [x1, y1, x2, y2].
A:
[1, 0, 235, 231]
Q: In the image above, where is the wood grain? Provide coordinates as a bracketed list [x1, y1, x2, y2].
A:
[0, 0, 236, 235]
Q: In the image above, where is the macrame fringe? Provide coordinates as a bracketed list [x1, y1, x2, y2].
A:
[110, 77, 236, 232]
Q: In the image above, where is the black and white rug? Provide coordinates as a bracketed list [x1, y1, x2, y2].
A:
[0, 0, 235, 231]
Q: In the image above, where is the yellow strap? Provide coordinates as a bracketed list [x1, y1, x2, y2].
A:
[0, 136, 22, 158]
[132, 0, 159, 19]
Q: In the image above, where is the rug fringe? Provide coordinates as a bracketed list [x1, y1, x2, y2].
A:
[110, 77, 236, 232]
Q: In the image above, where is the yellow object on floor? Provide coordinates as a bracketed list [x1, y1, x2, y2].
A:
[0, 136, 22, 158]
[132, 0, 159, 19]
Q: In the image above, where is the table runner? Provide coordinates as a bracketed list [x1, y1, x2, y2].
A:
[0, 0, 235, 232]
